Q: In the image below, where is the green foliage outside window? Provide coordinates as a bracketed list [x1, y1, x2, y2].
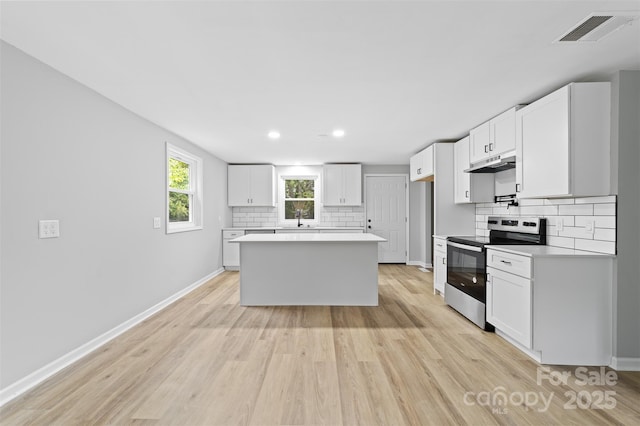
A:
[285, 179, 314, 219]
[169, 158, 191, 222]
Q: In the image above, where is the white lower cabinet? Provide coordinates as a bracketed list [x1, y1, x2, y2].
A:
[222, 230, 245, 269]
[486, 247, 613, 366]
[433, 236, 447, 295]
[486, 266, 531, 348]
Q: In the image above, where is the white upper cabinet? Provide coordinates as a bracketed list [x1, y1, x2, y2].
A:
[470, 106, 521, 164]
[454, 136, 494, 203]
[469, 121, 491, 164]
[227, 165, 275, 206]
[515, 82, 611, 199]
[409, 145, 434, 181]
[323, 164, 362, 206]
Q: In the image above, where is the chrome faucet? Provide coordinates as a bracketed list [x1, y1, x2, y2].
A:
[295, 209, 303, 227]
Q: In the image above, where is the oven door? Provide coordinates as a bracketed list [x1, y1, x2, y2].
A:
[446, 241, 486, 303]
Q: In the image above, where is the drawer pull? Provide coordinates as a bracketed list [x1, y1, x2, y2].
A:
[500, 260, 512, 265]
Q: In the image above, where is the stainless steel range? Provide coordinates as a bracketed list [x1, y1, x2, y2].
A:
[445, 216, 546, 330]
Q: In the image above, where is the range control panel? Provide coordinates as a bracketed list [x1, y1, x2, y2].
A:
[487, 216, 545, 234]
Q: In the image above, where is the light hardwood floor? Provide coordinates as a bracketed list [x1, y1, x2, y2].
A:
[2, 265, 639, 425]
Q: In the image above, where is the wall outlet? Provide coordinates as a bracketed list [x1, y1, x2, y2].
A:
[585, 219, 595, 234]
[39, 220, 60, 239]
[153, 217, 161, 229]
[556, 217, 564, 232]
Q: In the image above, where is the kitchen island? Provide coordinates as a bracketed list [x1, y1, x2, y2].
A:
[230, 233, 386, 306]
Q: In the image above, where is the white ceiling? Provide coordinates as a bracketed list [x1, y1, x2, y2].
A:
[1, 1, 639, 165]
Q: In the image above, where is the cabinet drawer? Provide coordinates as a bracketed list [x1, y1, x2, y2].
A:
[434, 238, 447, 255]
[487, 249, 531, 279]
[223, 230, 245, 239]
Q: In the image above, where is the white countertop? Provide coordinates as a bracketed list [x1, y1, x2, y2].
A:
[223, 226, 364, 231]
[231, 233, 386, 243]
[487, 244, 615, 258]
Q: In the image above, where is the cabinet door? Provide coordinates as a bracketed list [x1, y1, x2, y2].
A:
[409, 150, 425, 181]
[322, 165, 343, 205]
[516, 87, 570, 198]
[486, 266, 532, 348]
[342, 164, 362, 205]
[227, 165, 251, 206]
[422, 145, 434, 177]
[490, 107, 517, 155]
[249, 165, 275, 206]
[454, 136, 471, 203]
[469, 121, 491, 164]
[433, 252, 446, 295]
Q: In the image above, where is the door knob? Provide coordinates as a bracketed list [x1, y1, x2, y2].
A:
[368, 219, 371, 222]
[368, 225, 371, 229]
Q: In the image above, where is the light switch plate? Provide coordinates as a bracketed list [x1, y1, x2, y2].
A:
[556, 217, 564, 232]
[153, 217, 161, 229]
[39, 220, 60, 238]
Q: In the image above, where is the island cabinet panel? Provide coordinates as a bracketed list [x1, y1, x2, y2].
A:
[515, 82, 611, 199]
[323, 164, 362, 206]
[228, 164, 275, 206]
[232, 233, 385, 306]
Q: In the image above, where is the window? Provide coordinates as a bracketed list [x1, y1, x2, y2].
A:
[166, 143, 203, 233]
[279, 175, 319, 225]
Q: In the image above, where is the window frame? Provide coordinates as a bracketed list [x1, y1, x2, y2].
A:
[166, 143, 203, 234]
[278, 174, 320, 226]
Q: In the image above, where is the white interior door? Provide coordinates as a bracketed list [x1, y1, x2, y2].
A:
[365, 175, 407, 263]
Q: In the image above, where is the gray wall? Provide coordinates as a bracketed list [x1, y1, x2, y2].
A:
[610, 70, 640, 360]
[0, 42, 231, 388]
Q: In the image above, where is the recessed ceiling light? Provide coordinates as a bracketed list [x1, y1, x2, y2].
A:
[267, 130, 281, 140]
[332, 129, 345, 138]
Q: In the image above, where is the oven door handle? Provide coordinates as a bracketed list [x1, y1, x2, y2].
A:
[447, 241, 483, 252]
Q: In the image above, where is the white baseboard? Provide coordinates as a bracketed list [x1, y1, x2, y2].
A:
[407, 261, 432, 269]
[495, 329, 542, 364]
[0, 268, 224, 407]
[610, 356, 640, 371]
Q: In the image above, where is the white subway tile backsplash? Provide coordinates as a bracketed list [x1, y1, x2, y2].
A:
[574, 196, 617, 204]
[546, 236, 576, 249]
[558, 204, 594, 216]
[518, 205, 559, 216]
[476, 196, 616, 255]
[575, 215, 615, 229]
[558, 226, 593, 239]
[574, 239, 616, 255]
[556, 216, 575, 226]
[492, 207, 511, 215]
[232, 205, 365, 228]
[519, 199, 545, 206]
[594, 228, 616, 241]
[594, 203, 616, 216]
[544, 198, 575, 205]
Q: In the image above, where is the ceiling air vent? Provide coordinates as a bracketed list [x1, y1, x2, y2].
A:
[555, 12, 639, 43]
